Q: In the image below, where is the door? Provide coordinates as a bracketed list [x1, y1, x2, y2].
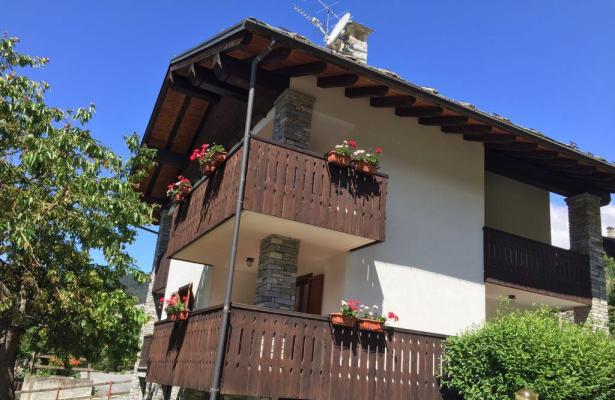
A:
[294, 274, 324, 315]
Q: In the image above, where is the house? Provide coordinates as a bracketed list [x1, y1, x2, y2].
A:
[131, 18, 614, 400]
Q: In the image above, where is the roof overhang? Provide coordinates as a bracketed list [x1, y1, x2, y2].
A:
[138, 18, 615, 210]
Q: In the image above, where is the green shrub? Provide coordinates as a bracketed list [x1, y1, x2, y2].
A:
[441, 305, 615, 400]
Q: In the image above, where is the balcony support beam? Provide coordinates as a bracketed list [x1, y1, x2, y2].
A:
[565, 193, 609, 331]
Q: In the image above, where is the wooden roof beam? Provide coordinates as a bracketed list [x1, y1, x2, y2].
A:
[485, 142, 539, 152]
[512, 150, 559, 160]
[188, 64, 248, 102]
[259, 47, 291, 66]
[345, 85, 389, 98]
[395, 106, 443, 117]
[170, 73, 221, 103]
[441, 125, 491, 135]
[274, 61, 327, 77]
[419, 116, 469, 126]
[213, 53, 289, 91]
[464, 134, 516, 144]
[370, 96, 416, 108]
[486, 152, 611, 205]
[316, 74, 359, 88]
[156, 148, 189, 169]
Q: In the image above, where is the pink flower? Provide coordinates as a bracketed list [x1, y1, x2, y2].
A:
[348, 140, 357, 148]
[375, 147, 383, 154]
[159, 297, 164, 303]
[387, 312, 399, 322]
[189, 154, 196, 161]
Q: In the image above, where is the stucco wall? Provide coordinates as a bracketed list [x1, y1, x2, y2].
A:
[298, 253, 347, 315]
[162, 259, 206, 318]
[485, 171, 551, 244]
[287, 77, 486, 336]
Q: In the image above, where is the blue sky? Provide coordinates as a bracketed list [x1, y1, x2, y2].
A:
[4, 1, 615, 270]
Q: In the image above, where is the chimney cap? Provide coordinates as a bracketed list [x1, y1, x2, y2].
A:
[607, 226, 615, 238]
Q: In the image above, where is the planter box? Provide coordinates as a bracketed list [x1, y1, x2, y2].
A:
[168, 310, 189, 321]
[326, 152, 351, 168]
[353, 160, 377, 175]
[200, 152, 228, 175]
[358, 318, 384, 333]
[329, 313, 357, 328]
[212, 151, 228, 166]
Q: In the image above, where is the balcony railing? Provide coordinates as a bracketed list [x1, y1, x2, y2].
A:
[484, 227, 591, 303]
[138, 335, 153, 369]
[166, 137, 388, 256]
[146, 304, 451, 400]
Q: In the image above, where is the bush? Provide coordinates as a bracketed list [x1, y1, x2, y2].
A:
[441, 305, 615, 400]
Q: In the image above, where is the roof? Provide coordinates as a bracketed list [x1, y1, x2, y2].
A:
[138, 17, 615, 207]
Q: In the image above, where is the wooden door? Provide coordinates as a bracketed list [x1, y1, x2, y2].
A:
[294, 274, 324, 315]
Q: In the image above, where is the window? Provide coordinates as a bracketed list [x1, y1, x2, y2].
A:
[172, 283, 194, 311]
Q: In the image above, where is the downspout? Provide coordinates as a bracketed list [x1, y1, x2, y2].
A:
[208, 39, 276, 400]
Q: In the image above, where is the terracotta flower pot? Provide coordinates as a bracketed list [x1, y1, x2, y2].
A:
[326, 152, 351, 168]
[330, 313, 357, 328]
[199, 161, 217, 175]
[353, 161, 377, 175]
[168, 312, 178, 321]
[173, 193, 185, 204]
[176, 310, 189, 321]
[211, 151, 228, 167]
[358, 318, 384, 333]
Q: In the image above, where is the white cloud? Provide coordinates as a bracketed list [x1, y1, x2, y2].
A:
[550, 202, 615, 249]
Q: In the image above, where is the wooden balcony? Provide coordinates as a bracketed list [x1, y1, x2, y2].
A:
[484, 227, 591, 304]
[146, 304, 452, 400]
[138, 335, 153, 369]
[166, 136, 388, 256]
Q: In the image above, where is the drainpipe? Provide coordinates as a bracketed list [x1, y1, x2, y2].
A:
[208, 39, 276, 400]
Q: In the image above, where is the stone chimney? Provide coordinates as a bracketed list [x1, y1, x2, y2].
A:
[327, 20, 372, 64]
[607, 226, 615, 238]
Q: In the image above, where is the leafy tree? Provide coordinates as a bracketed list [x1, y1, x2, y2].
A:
[0, 36, 156, 399]
[442, 305, 615, 400]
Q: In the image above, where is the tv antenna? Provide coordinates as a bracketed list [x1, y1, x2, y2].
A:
[293, 1, 351, 44]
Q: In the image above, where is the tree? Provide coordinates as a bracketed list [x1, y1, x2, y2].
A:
[0, 36, 157, 399]
[442, 305, 615, 400]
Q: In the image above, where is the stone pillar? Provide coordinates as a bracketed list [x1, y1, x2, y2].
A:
[565, 193, 609, 331]
[272, 89, 315, 149]
[254, 235, 300, 310]
[129, 209, 172, 400]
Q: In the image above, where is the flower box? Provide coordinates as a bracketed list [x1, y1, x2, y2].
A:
[199, 161, 217, 175]
[358, 318, 384, 333]
[330, 313, 357, 328]
[353, 160, 377, 175]
[169, 310, 189, 321]
[211, 151, 227, 166]
[326, 151, 351, 168]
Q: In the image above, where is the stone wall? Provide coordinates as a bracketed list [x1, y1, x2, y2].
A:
[566, 193, 609, 331]
[272, 89, 314, 149]
[254, 235, 300, 311]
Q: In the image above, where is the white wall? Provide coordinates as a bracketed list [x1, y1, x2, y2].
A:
[485, 171, 551, 244]
[289, 77, 486, 336]
[298, 253, 347, 315]
[162, 259, 207, 318]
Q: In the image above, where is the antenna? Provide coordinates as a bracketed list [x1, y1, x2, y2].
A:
[326, 12, 350, 46]
[293, 1, 349, 44]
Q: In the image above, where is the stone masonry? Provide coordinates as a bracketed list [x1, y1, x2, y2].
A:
[254, 235, 300, 311]
[272, 89, 315, 149]
[129, 209, 173, 400]
[565, 193, 609, 331]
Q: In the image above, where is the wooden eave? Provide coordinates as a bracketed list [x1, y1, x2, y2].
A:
[138, 18, 614, 212]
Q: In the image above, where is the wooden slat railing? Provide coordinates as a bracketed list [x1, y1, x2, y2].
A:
[484, 227, 591, 303]
[146, 304, 450, 400]
[165, 137, 388, 256]
[139, 335, 153, 368]
[244, 137, 387, 241]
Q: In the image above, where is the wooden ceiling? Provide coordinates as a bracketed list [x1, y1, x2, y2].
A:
[139, 20, 615, 209]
